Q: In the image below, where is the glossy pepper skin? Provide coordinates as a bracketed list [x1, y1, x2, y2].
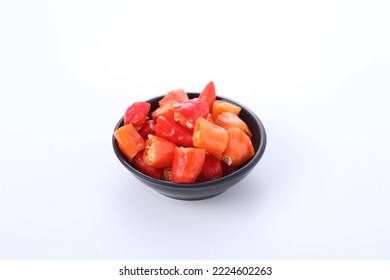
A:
[172, 147, 206, 183]
[138, 119, 156, 140]
[114, 123, 146, 162]
[143, 135, 176, 169]
[222, 161, 237, 176]
[211, 100, 241, 121]
[155, 116, 193, 147]
[222, 127, 255, 167]
[151, 101, 178, 122]
[158, 88, 188, 107]
[192, 117, 228, 160]
[124, 101, 151, 130]
[214, 112, 253, 138]
[199, 81, 216, 113]
[196, 154, 223, 182]
[169, 98, 209, 129]
[132, 151, 162, 179]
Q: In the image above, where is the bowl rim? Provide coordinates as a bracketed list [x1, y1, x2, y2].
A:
[112, 93, 267, 189]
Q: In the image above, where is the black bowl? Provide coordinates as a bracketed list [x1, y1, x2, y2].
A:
[112, 93, 267, 200]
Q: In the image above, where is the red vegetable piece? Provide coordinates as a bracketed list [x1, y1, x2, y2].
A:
[211, 100, 241, 121]
[113, 123, 146, 162]
[192, 117, 228, 160]
[158, 88, 189, 107]
[222, 128, 255, 167]
[222, 161, 237, 176]
[197, 154, 223, 182]
[132, 151, 162, 179]
[169, 98, 209, 129]
[138, 120, 156, 139]
[172, 147, 206, 183]
[198, 81, 216, 113]
[143, 135, 176, 169]
[151, 101, 179, 122]
[155, 116, 193, 147]
[214, 112, 253, 138]
[124, 101, 151, 130]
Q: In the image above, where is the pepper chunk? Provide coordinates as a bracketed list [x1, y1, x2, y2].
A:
[211, 100, 241, 121]
[199, 81, 216, 113]
[169, 98, 209, 129]
[172, 147, 206, 183]
[222, 161, 237, 176]
[222, 128, 255, 167]
[155, 116, 193, 147]
[197, 154, 223, 182]
[192, 117, 228, 159]
[138, 119, 156, 140]
[113, 123, 146, 162]
[124, 101, 151, 130]
[143, 135, 176, 169]
[158, 88, 188, 107]
[214, 112, 253, 138]
[133, 151, 162, 179]
[151, 101, 179, 122]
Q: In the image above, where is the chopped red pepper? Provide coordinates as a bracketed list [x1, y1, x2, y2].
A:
[222, 128, 255, 167]
[138, 119, 156, 139]
[124, 101, 151, 130]
[143, 135, 176, 169]
[222, 161, 237, 176]
[211, 100, 241, 121]
[206, 113, 214, 123]
[199, 81, 216, 112]
[192, 117, 228, 160]
[132, 151, 162, 179]
[115, 82, 257, 184]
[169, 98, 209, 129]
[214, 112, 253, 138]
[172, 147, 206, 183]
[151, 101, 179, 122]
[197, 154, 223, 182]
[155, 116, 193, 147]
[158, 88, 188, 107]
[133, 151, 163, 179]
[114, 123, 146, 162]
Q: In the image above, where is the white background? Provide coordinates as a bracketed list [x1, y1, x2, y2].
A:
[1, 0, 389, 260]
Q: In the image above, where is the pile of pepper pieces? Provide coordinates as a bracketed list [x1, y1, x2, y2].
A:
[114, 81, 255, 183]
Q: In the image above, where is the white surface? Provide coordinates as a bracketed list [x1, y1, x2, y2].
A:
[1, 0, 389, 259]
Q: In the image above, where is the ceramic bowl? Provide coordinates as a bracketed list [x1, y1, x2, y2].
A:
[112, 93, 266, 200]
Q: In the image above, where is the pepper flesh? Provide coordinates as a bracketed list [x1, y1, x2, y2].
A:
[151, 101, 179, 122]
[113, 123, 146, 162]
[197, 154, 223, 182]
[133, 151, 162, 179]
[199, 81, 216, 113]
[214, 112, 253, 138]
[144, 135, 176, 169]
[158, 88, 188, 107]
[124, 101, 151, 130]
[172, 147, 206, 183]
[211, 100, 241, 121]
[192, 117, 228, 160]
[155, 116, 193, 147]
[138, 119, 156, 139]
[169, 98, 209, 129]
[222, 128, 255, 167]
